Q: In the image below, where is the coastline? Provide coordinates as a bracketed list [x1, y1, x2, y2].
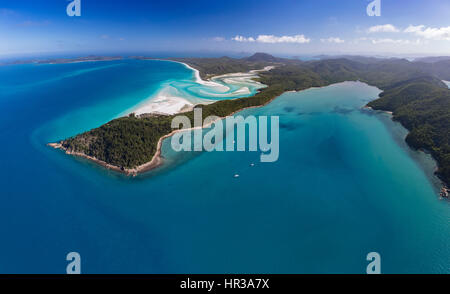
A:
[1, 56, 123, 67]
[49, 61, 276, 176]
[46, 81, 382, 176]
[363, 105, 448, 195]
[141, 58, 229, 90]
[362, 105, 393, 115]
[48, 84, 282, 176]
[46, 60, 449, 193]
[180, 62, 229, 89]
[127, 60, 267, 116]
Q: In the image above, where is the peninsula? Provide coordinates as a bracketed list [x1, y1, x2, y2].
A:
[50, 53, 450, 189]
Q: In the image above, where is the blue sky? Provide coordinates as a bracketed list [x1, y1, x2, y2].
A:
[1, 0, 450, 57]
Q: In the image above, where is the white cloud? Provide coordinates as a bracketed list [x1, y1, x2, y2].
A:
[320, 37, 345, 44]
[371, 38, 422, 45]
[404, 25, 425, 34]
[232, 34, 310, 44]
[367, 24, 400, 33]
[351, 37, 367, 44]
[256, 34, 310, 44]
[232, 35, 255, 42]
[404, 25, 450, 41]
[371, 38, 407, 44]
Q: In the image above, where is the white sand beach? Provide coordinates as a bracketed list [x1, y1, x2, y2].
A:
[133, 95, 194, 116]
[181, 63, 230, 91]
[129, 62, 273, 116]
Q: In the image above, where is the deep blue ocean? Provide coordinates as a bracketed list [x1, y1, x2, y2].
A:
[0, 60, 448, 273]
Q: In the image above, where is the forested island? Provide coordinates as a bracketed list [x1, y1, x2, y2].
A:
[51, 53, 450, 189]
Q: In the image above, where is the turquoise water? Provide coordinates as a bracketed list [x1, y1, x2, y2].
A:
[128, 61, 266, 116]
[0, 60, 448, 273]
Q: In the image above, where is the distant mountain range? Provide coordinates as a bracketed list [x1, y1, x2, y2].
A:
[413, 56, 450, 63]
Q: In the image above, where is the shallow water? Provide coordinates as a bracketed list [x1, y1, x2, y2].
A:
[0, 60, 448, 273]
[130, 61, 265, 115]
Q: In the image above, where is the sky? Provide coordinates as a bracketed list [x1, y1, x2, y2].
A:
[1, 0, 450, 58]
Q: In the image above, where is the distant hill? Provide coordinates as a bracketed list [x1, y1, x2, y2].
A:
[414, 60, 450, 81]
[414, 56, 450, 63]
[313, 55, 392, 64]
[243, 53, 283, 62]
[169, 56, 270, 79]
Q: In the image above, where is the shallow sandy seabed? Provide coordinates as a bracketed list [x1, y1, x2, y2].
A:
[130, 63, 271, 116]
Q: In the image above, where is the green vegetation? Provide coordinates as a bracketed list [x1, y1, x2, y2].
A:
[367, 78, 450, 185]
[167, 57, 270, 79]
[60, 53, 450, 186]
[62, 115, 173, 169]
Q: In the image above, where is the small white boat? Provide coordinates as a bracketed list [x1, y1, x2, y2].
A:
[440, 187, 448, 198]
[234, 174, 240, 178]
